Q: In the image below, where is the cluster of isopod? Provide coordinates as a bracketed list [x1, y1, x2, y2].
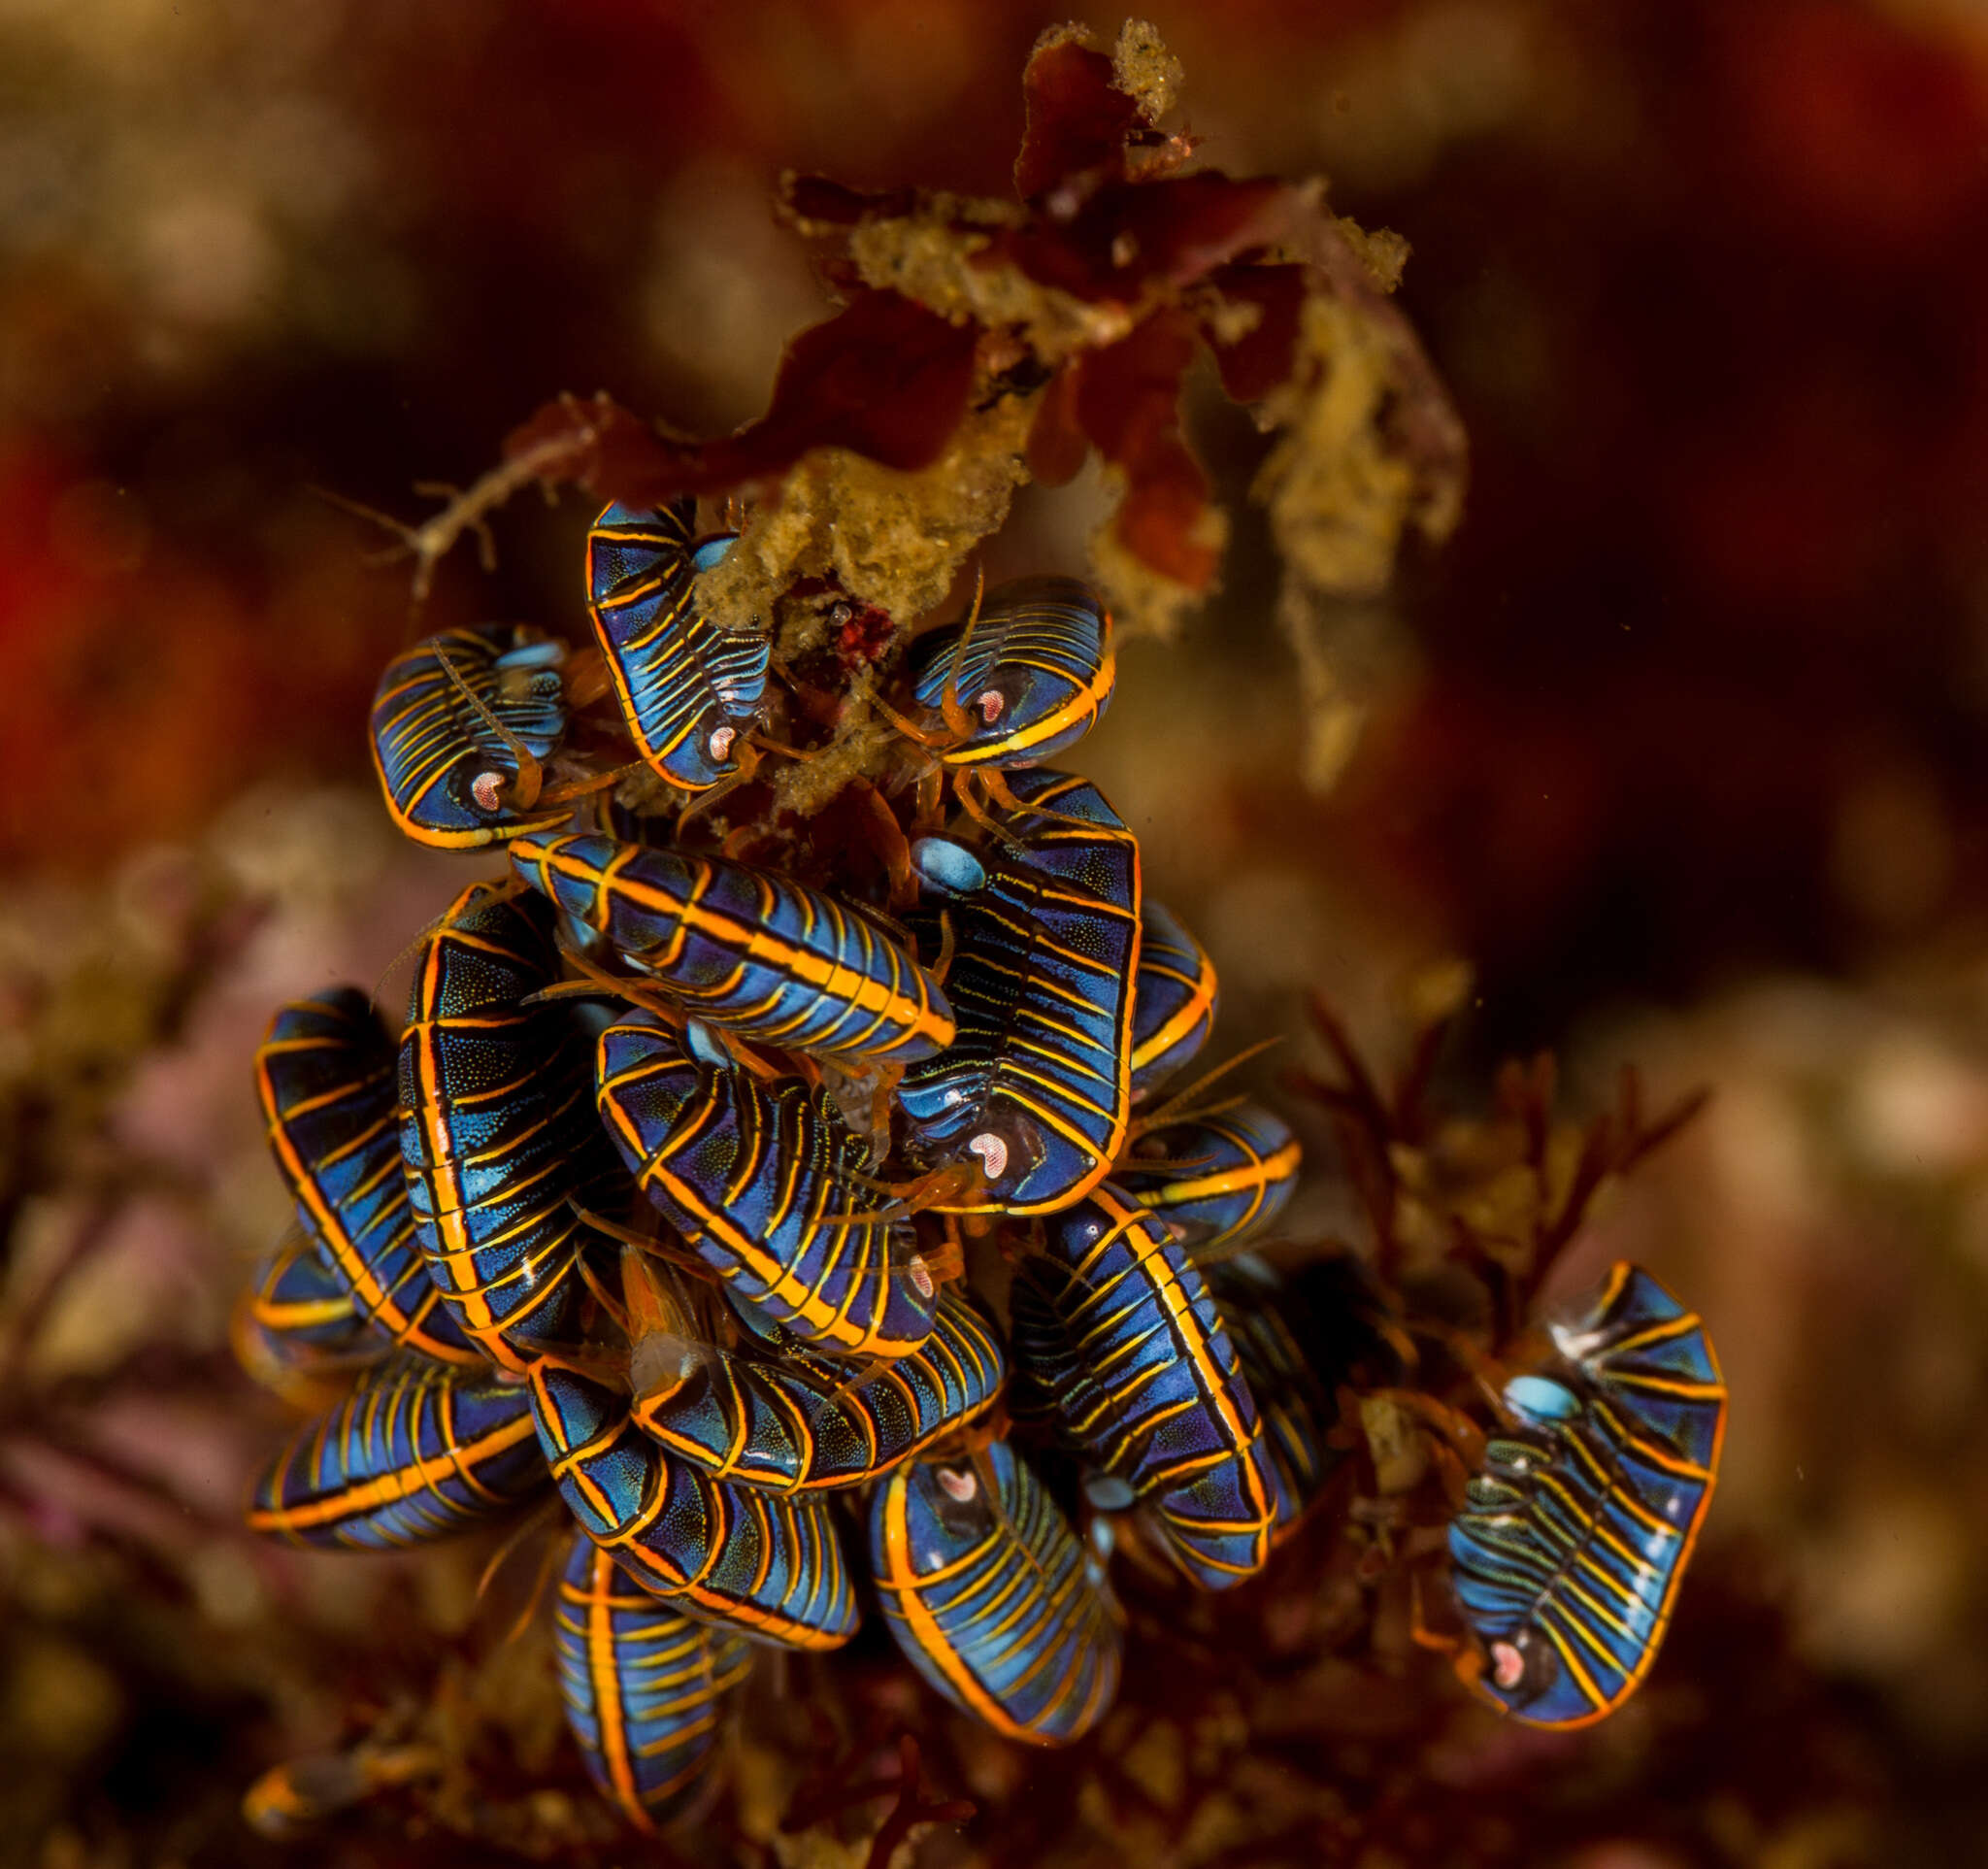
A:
[235, 496, 1728, 1833]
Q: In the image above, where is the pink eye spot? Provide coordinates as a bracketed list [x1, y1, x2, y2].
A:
[470, 770, 508, 813]
[908, 1253, 935, 1300]
[966, 1133, 1009, 1181]
[977, 689, 1005, 724]
[937, 1467, 977, 1503]
[1490, 1642, 1526, 1690]
[708, 726, 737, 763]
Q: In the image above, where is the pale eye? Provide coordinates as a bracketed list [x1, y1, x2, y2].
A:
[966, 1132, 1009, 1180]
[977, 688, 1006, 724]
[470, 770, 508, 813]
[907, 1252, 935, 1300]
[708, 725, 737, 763]
[937, 1466, 977, 1503]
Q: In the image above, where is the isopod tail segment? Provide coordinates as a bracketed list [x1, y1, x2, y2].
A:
[593, 1008, 943, 1362]
[1445, 1261, 1727, 1728]
[398, 882, 631, 1375]
[869, 1437, 1122, 1746]
[246, 1353, 551, 1552]
[585, 499, 772, 795]
[623, 1241, 1009, 1495]
[1116, 1101, 1303, 1257]
[897, 768, 1143, 1218]
[231, 1235, 382, 1412]
[509, 830, 956, 1068]
[1127, 899, 1219, 1102]
[524, 1359, 860, 1651]
[1007, 1182, 1276, 1591]
[1203, 1252, 1391, 1546]
[554, 1527, 753, 1833]
[368, 623, 576, 849]
[255, 987, 482, 1366]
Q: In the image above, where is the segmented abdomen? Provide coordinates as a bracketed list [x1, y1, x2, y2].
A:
[595, 1010, 940, 1361]
[554, 1529, 753, 1832]
[511, 831, 954, 1066]
[1118, 1103, 1302, 1252]
[257, 987, 479, 1365]
[1127, 898, 1218, 1099]
[238, 1235, 381, 1367]
[369, 624, 569, 848]
[1447, 1263, 1726, 1727]
[248, 1354, 547, 1551]
[528, 1362, 859, 1651]
[633, 1287, 1006, 1492]
[1010, 1183, 1274, 1589]
[871, 1440, 1120, 1745]
[398, 884, 622, 1372]
[586, 500, 769, 793]
[900, 768, 1142, 1216]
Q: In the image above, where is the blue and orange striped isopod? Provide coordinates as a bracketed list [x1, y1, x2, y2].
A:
[595, 1011, 941, 1361]
[1009, 1183, 1275, 1590]
[236, 1235, 380, 1369]
[1207, 1253, 1341, 1544]
[1127, 899, 1218, 1101]
[369, 623, 571, 848]
[586, 500, 770, 794]
[895, 576, 1114, 771]
[257, 987, 480, 1366]
[1447, 1261, 1726, 1727]
[554, 1527, 753, 1832]
[510, 831, 955, 1067]
[899, 768, 1142, 1217]
[625, 1256, 1007, 1493]
[247, 1353, 548, 1552]
[398, 882, 624, 1373]
[870, 1439, 1121, 1745]
[1118, 1103, 1303, 1253]
[527, 1360, 859, 1651]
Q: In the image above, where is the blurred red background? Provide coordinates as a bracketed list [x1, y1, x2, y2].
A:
[6, 2, 1988, 1862]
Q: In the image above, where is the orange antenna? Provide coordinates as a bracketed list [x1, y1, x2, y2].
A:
[940, 563, 988, 746]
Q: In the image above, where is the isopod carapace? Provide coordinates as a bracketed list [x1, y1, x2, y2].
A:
[585, 500, 770, 793]
[1118, 1102, 1302, 1253]
[899, 768, 1142, 1217]
[398, 883, 624, 1372]
[1127, 899, 1218, 1101]
[527, 1360, 860, 1652]
[369, 623, 571, 848]
[247, 1354, 549, 1552]
[511, 830, 955, 1067]
[554, 1528, 753, 1832]
[900, 575, 1113, 769]
[1009, 1183, 1276, 1589]
[628, 1261, 1006, 1494]
[257, 987, 480, 1366]
[1447, 1262, 1726, 1727]
[870, 1439, 1121, 1745]
[594, 1010, 941, 1362]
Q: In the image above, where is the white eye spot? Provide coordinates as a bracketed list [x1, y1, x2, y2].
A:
[708, 725, 737, 763]
[966, 1132, 1009, 1180]
[977, 688, 1006, 724]
[937, 1467, 977, 1503]
[908, 1253, 935, 1300]
[1491, 1641, 1526, 1690]
[470, 770, 508, 812]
